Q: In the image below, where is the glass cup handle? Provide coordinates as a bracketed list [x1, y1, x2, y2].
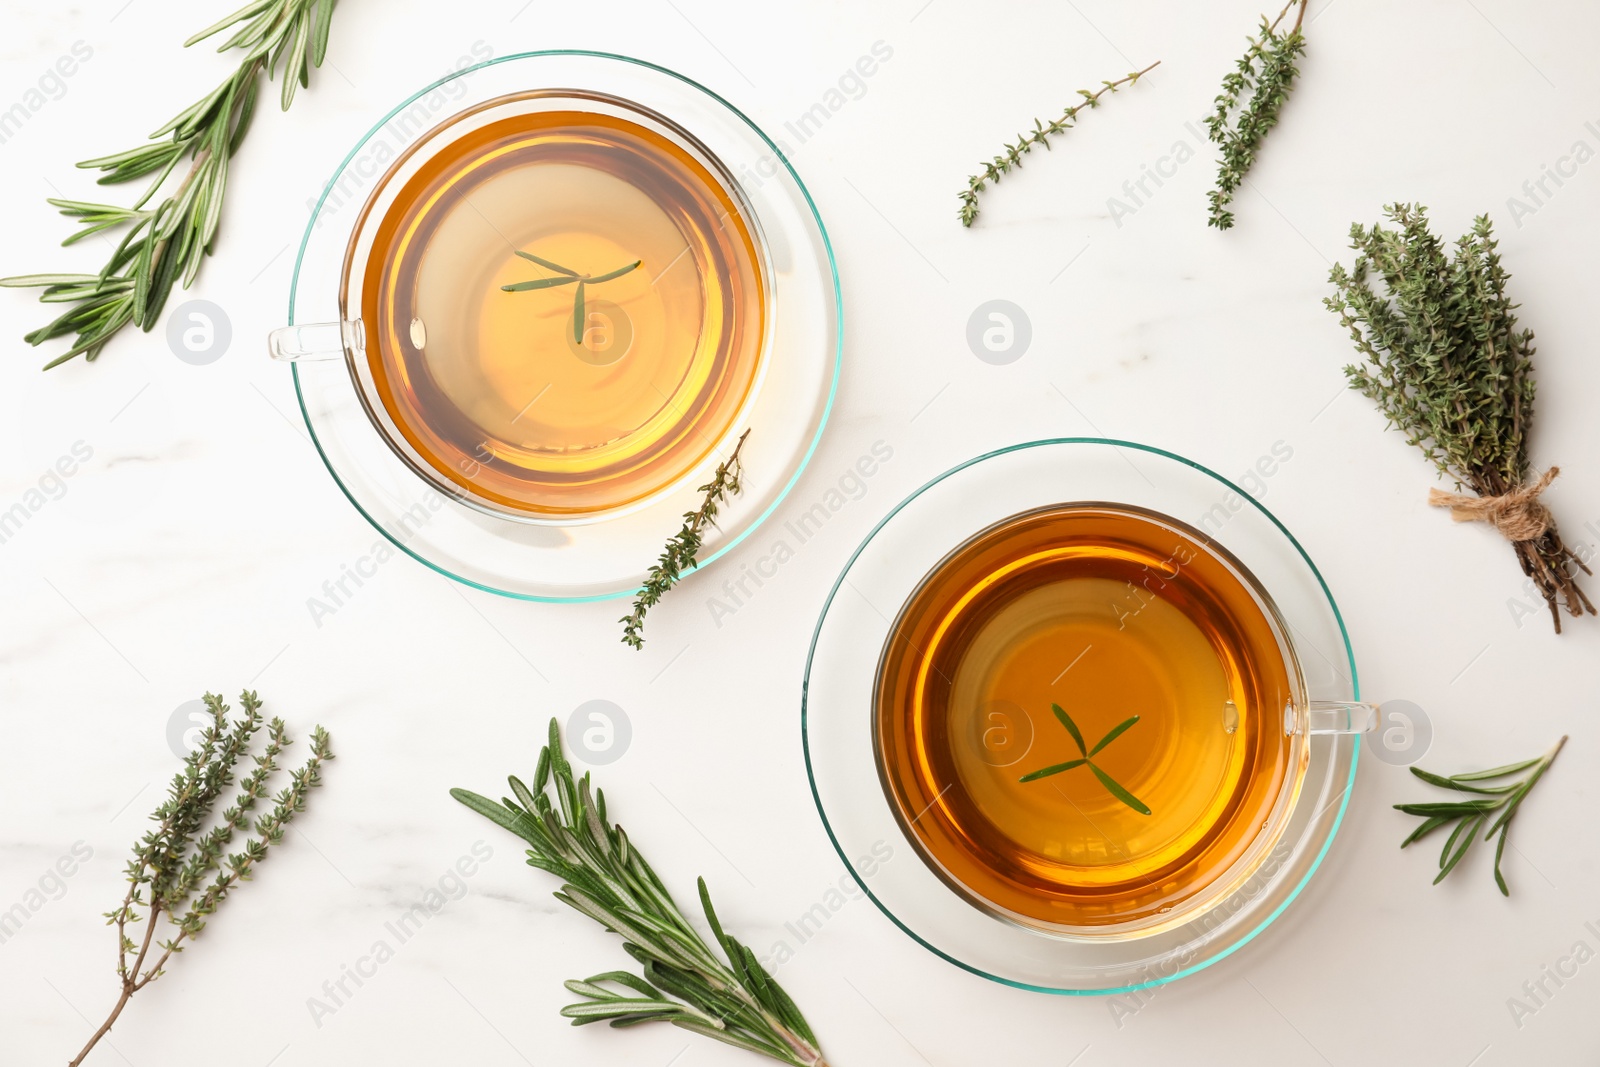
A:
[268, 320, 364, 362]
[1285, 700, 1381, 736]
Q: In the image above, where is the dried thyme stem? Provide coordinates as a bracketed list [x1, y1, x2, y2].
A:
[70, 691, 332, 1067]
[958, 61, 1160, 227]
[1205, 0, 1308, 229]
[620, 428, 750, 649]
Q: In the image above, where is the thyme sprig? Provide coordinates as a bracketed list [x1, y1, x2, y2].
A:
[1205, 0, 1307, 229]
[501, 250, 642, 344]
[1, 0, 339, 369]
[958, 61, 1160, 228]
[451, 719, 830, 1067]
[71, 691, 332, 1067]
[1326, 204, 1594, 631]
[1395, 736, 1565, 896]
[1019, 704, 1150, 815]
[620, 428, 750, 649]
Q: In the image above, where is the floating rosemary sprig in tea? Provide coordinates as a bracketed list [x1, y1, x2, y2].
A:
[1019, 704, 1150, 815]
[70, 691, 332, 1067]
[620, 428, 750, 650]
[1, 0, 339, 369]
[1326, 204, 1594, 631]
[1205, 0, 1307, 229]
[1395, 735, 1565, 896]
[452, 719, 830, 1067]
[957, 60, 1160, 228]
[502, 250, 642, 344]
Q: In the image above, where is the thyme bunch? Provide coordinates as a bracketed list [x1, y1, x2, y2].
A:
[1205, 0, 1307, 229]
[620, 428, 750, 649]
[1, 0, 339, 369]
[71, 692, 332, 1066]
[452, 719, 830, 1067]
[1395, 736, 1565, 896]
[958, 61, 1160, 227]
[1325, 204, 1593, 631]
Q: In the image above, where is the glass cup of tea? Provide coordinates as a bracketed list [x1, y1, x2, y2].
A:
[804, 439, 1380, 993]
[270, 53, 839, 600]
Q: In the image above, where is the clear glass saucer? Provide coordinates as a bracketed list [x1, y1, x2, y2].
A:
[284, 51, 840, 601]
[802, 439, 1363, 994]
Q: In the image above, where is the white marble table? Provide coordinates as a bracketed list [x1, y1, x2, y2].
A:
[3, 2, 1598, 1063]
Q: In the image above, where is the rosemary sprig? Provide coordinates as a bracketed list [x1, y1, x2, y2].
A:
[620, 428, 750, 649]
[501, 250, 642, 344]
[1205, 0, 1307, 229]
[451, 719, 830, 1067]
[1019, 704, 1150, 815]
[1395, 735, 1565, 896]
[958, 60, 1160, 227]
[1, 0, 339, 370]
[1325, 204, 1594, 631]
[70, 691, 332, 1067]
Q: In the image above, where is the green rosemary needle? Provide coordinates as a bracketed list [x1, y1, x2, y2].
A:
[1205, 0, 1307, 229]
[620, 428, 749, 649]
[1019, 704, 1150, 815]
[451, 719, 831, 1067]
[70, 691, 332, 1067]
[958, 60, 1160, 228]
[1395, 735, 1565, 896]
[501, 250, 642, 344]
[1, 0, 339, 369]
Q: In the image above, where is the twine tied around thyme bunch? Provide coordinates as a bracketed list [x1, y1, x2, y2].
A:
[1428, 466, 1559, 544]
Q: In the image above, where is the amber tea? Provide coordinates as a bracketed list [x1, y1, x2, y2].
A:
[343, 96, 767, 518]
[874, 504, 1307, 932]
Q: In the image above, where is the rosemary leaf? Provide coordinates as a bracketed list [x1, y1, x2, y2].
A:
[1051, 703, 1087, 756]
[500, 276, 578, 292]
[4, 0, 341, 370]
[515, 249, 579, 275]
[1406, 768, 1519, 795]
[1017, 759, 1087, 783]
[1452, 756, 1544, 781]
[1395, 736, 1565, 896]
[1021, 704, 1149, 814]
[499, 250, 641, 346]
[1088, 763, 1152, 817]
[585, 259, 642, 284]
[1089, 714, 1141, 757]
[451, 718, 831, 1067]
[1400, 815, 1453, 849]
